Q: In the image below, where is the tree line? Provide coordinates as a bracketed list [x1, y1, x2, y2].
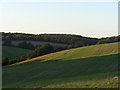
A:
[2, 33, 119, 47]
[2, 44, 65, 66]
[2, 32, 99, 47]
[97, 36, 120, 44]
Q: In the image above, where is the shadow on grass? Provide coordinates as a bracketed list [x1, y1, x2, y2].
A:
[3, 54, 119, 88]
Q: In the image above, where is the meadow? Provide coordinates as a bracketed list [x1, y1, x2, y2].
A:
[2, 46, 31, 59]
[2, 42, 119, 88]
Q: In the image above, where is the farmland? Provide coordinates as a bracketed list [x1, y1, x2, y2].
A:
[2, 46, 31, 59]
[2, 42, 119, 88]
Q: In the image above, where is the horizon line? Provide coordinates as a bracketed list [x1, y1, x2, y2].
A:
[1, 31, 119, 39]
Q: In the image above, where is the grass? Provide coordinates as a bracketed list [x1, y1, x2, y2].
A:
[2, 42, 119, 88]
[46, 77, 118, 88]
[2, 46, 31, 59]
[14, 42, 119, 65]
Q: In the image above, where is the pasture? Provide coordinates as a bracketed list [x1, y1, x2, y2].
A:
[3, 42, 119, 88]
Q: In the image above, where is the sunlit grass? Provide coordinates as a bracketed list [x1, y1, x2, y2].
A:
[3, 42, 119, 88]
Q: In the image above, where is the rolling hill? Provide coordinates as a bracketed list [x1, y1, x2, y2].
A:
[2, 46, 31, 59]
[2, 32, 120, 49]
[3, 42, 119, 88]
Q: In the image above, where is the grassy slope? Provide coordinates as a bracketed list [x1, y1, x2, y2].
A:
[14, 42, 118, 65]
[2, 46, 31, 59]
[3, 42, 119, 88]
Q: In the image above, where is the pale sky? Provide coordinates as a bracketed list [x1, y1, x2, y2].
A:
[0, 0, 118, 38]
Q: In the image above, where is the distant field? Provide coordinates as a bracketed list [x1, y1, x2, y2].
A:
[2, 40, 68, 47]
[2, 46, 31, 59]
[3, 42, 119, 88]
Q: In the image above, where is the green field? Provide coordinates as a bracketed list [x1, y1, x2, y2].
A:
[2, 46, 31, 59]
[3, 42, 119, 88]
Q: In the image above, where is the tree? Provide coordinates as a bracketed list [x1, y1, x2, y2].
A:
[26, 51, 36, 59]
[41, 44, 54, 53]
[19, 56, 26, 61]
[54, 46, 63, 52]
[2, 57, 9, 65]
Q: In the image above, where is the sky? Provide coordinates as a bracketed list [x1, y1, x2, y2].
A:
[0, 0, 118, 38]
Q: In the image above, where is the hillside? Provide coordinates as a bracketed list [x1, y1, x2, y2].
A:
[2, 33, 120, 48]
[2, 40, 68, 47]
[2, 46, 31, 59]
[14, 42, 119, 65]
[2, 32, 99, 47]
[3, 42, 119, 88]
